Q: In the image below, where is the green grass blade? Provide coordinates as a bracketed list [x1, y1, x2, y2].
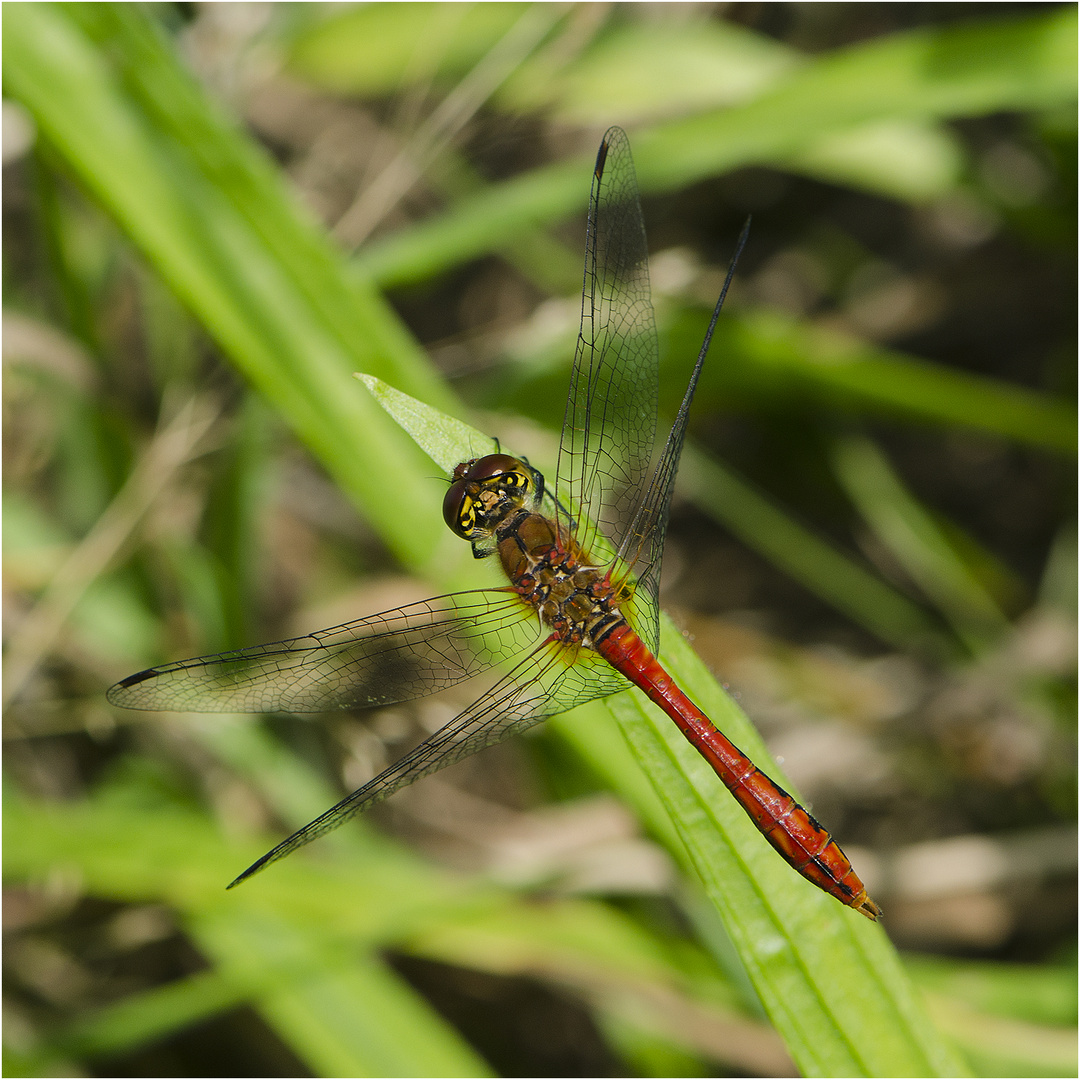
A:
[636, 7, 1076, 188]
[832, 435, 1012, 653]
[357, 8, 1077, 288]
[191, 909, 493, 1078]
[356, 373, 497, 473]
[56, 972, 246, 1059]
[904, 955, 1078, 1076]
[905, 954, 1078, 1028]
[719, 310, 1077, 454]
[678, 445, 950, 655]
[286, 3, 539, 96]
[3, 789, 498, 1076]
[2, 3, 454, 571]
[502, 16, 800, 128]
[6, 786, 799, 1077]
[399, 891, 794, 1076]
[64, 4, 450, 413]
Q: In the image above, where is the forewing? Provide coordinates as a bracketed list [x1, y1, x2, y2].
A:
[229, 637, 628, 884]
[106, 590, 538, 714]
[556, 126, 659, 568]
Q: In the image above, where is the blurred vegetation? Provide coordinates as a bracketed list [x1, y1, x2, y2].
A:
[3, 3, 1075, 1077]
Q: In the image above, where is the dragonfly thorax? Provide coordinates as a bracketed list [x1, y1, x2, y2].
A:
[498, 512, 626, 649]
[446, 455, 627, 648]
[443, 454, 542, 543]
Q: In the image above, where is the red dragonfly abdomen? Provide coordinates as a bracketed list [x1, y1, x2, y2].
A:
[596, 622, 882, 920]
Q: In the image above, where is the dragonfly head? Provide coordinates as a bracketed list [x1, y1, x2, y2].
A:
[443, 454, 539, 539]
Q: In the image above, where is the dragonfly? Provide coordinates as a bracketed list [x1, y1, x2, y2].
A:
[109, 128, 880, 920]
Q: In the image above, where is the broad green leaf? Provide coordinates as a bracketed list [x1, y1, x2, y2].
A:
[363, 374, 969, 1076]
[356, 372, 496, 474]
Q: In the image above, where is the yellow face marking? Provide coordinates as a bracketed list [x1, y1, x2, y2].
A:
[450, 463, 536, 540]
[458, 502, 476, 535]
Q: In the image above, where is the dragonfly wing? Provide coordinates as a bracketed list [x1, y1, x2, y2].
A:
[617, 220, 752, 638]
[557, 127, 659, 575]
[230, 639, 629, 884]
[106, 590, 539, 714]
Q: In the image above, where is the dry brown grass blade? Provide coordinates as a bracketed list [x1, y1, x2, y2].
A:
[3, 394, 223, 710]
[332, 4, 567, 247]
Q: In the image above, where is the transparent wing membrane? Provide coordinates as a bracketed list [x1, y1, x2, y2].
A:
[616, 217, 751, 614]
[230, 639, 628, 885]
[107, 591, 539, 714]
[557, 127, 659, 608]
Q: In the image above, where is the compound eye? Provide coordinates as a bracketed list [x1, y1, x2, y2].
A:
[464, 453, 522, 483]
[442, 479, 474, 538]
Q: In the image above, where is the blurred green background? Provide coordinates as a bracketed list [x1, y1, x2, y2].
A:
[3, 3, 1075, 1077]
